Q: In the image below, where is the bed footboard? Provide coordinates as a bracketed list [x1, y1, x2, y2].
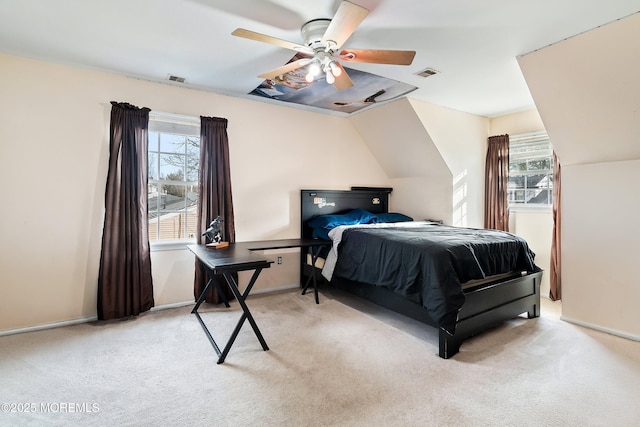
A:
[439, 271, 542, 358]
[332, 271, 542, 359]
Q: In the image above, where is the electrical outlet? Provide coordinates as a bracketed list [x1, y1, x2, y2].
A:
[277, 256, 282, 264]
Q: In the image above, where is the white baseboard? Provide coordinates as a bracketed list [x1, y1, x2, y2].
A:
[150, 300, 193, 311]
[560, 315, 640, 342]
[251, 284, 299, 295]
[0, 286, 301, 338]
[0, 315, 99, 337]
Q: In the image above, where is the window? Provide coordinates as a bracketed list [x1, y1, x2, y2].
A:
[508, 132, 553, 208]
[147, 112, 200, 245]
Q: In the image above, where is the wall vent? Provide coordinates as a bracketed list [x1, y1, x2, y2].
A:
[416, 68, 439, 78]
[167, 74, 186, 83]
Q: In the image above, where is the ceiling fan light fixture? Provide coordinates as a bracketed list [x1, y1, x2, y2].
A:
[325, 70, 335, 84]
[328, 61, 342, 76]
[308, 60, 322, 76]
[305, 59, 323, 82]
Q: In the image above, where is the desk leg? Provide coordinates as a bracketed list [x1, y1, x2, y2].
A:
[301, 246, 321, 304]
[192, 267, 269, 364]
[218, 269, 269, 364]
[192, 277, 223, 355]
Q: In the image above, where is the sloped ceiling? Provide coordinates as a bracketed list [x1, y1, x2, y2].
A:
[348, 97, 450, 180]
[518, 12, 640, 166]
[349, 97, 454, 224]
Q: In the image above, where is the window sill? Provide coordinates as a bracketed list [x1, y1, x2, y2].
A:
[150, 240, 196, 252]
[509, 205, 552, 214]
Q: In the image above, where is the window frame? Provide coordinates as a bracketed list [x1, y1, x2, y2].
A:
[508, 131, 554, 213]
[147, 112, 200, 251]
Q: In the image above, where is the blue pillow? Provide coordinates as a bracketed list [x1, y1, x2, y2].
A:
[307, 209, 378, 240]
[374, 212, 413, 223]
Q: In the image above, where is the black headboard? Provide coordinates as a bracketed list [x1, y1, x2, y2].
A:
[300, 188, 391, 239]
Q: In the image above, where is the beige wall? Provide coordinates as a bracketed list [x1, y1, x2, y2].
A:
[518, 13, 640, 339]
[1, 44, 528, 334]
[0, 54, 390, 332]
[509, 210, 553, 298]
[562, 160, 640, 338]
[409, 99, 489, 228]
[1, 52, 493, 333]
[490, 109, 544, 136]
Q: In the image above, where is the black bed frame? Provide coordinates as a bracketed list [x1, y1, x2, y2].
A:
[300, 189, 542, 359]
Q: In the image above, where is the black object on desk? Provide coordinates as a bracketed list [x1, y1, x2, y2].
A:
[188, 244, 273, 364]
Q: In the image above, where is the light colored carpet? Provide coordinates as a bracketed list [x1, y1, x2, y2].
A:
[1, 289, 639, 427]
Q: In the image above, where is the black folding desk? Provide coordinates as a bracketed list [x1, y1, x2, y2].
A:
[188, 238, 330, 364]
[188, 244, 273, 364]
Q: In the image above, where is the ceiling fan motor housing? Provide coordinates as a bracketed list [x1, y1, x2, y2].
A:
[301, 19, 333, 52]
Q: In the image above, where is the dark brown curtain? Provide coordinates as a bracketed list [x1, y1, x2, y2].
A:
[97, 102, 154, 320]
[484, 134, 510, 231]
[194, 116, 236, 303]
[549, 151, 562, 301]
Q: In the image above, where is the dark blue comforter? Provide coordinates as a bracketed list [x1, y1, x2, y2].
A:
[332, 223, 541, 334]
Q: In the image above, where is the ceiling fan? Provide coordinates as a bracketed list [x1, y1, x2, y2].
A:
[231, 1, 416, 91]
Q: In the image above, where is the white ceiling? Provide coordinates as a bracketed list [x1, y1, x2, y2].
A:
[1, 0, 638, 117]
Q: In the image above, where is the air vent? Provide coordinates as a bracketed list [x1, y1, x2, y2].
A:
[167, 75, 186, 83]
[416, 68, 439, 78]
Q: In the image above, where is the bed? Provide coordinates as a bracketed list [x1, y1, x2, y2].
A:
[300, 188, 543, 359]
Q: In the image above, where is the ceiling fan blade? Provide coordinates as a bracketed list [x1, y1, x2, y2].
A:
[332, 64, 354, 91]
[258, 58, 312, 80]
[339, 49, 416, 65]
[364, 89, 386, 103]
[322, 1, 369, 50]
[232, 28, 313, 54]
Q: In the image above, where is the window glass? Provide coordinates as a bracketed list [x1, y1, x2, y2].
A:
[160, 133, 187, 154]
[508, 132, 554, 208]
[509, 159, 527, 173]
[148, 113, 200, 243]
